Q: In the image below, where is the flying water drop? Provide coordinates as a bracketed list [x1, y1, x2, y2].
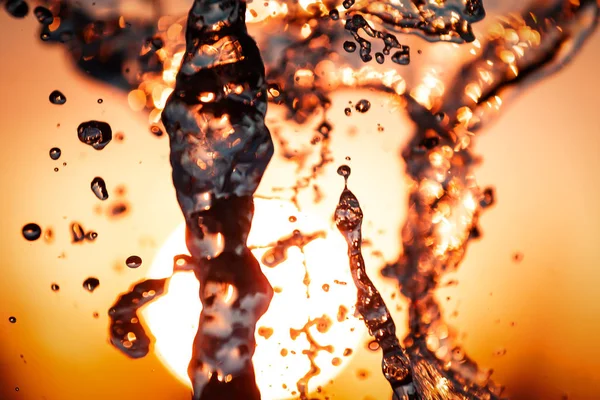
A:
[49, 90, 66, 105]
[355, 99, 371, 113]
[125, 255, 142, 269]
[49, 147, 61, 160]
[5, 0, 28, 18]
[83, 277, 100, 292]
[22, 223, 41, 241]
[77, 121, 112, 150]
[33, 6, 52, 24]
[91, 177, 109, 200]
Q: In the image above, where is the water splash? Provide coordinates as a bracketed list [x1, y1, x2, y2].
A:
[334, 166, 418, 400]
[8, 0, 599, 399]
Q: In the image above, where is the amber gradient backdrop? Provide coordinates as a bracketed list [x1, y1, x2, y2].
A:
[1, 8, 599, 400]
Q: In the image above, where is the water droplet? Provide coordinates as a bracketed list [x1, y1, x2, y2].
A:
[8, 316, 17, 323]
[54, 167, 59, 172]
[343, 41, 357, 53]
[345, 156, 351, 161]
[375, 52, 384, 64]
[49, 90, 66, 105]
[22, 223, 41, 241]
[83, 277, 100, 292]
[71, 222, 85, 243]
[33, 6, 52, 24]
[51, 283, 60, 292]
[93, 312, 99, 318]
[337, 164, 351, 178]
[391, 48, 410, 65]
[342, 0, 355, 9]
[48, 148, 61, 161]
[150, 125, 163, 137]
[5, 0, 29, 18]
[126, 255, 142, 269]
[15, 387, 19, 392]
[91, 177, 109, 200]
[344, 107, 352, 116]
[355, 99, 371, 113]
[77, 121, 112, 150]
[289, 216, 297, 223]
[329, 9, 339, 20]
[367, 340, 380, 351]
[97, 98, 103, 104]
[86, 231, 98, 241]
[480, 187, 495, 208]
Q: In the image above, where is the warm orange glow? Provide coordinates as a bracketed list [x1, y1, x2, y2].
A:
[142, 199, 367, 399]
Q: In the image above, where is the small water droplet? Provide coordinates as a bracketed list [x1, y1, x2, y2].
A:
[343, 41, 357, 53]
[83, 277, 100, 292]
[51, 283, 60, 292]
[391, 47, 410, 65]
[54, 167, 59, 172]
[97, 98, 103, 104]
[289, 216, 297, 223]
[49, 147, 61, 160]
[22, 223, 41, 241]
[329, 9, 339, 20]
[93, 312, 99, 318]
[480, 187, 495, 208]
[337, 165, 351, 178]
[150, 125, 163, 137]
[345, 156, 351, 161]
[8, 316, 17, 323]
[375, 52, 384, 64]
[86, 231, 98, 241]
[355, 99, 371, 113]
[342, 0, 355, 9]
[15, 387, 19, 392]
[33, 6, 52, 24]
[126, 255, 142, 269]
[77, 121, 112, 150]
[5, 0, 29, 18]
[49, 90, 66, 105]
[91, 177, 109, 200]
[344, 107, 352, 116]
[71, 222, 85, 243]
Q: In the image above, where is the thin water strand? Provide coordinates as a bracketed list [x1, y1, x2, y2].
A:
[334, 167, 418, 400]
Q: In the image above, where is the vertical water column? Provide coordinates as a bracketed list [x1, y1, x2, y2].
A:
[161, 1, 274, 399]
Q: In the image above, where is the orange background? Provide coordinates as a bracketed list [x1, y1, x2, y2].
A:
[1, 9, 600, 400]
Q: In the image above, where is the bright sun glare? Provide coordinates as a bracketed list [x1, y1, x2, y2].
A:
[142, 199, 367, 399]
